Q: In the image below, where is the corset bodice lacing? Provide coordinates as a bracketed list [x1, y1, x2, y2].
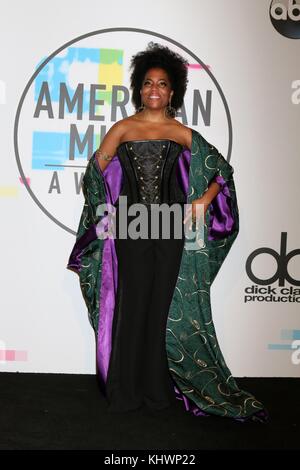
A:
[115, 139, 186, 206]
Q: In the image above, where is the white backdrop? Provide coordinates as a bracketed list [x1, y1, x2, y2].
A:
[1, 0, 299, 376]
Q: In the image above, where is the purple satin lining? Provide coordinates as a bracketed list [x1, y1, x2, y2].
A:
[68, 149, 235, 384]
[66, 223, 98, 273]
[176, 151, 235, 240]
[208, 175, 235, 240]
[96, 156, 122, 381]
[174, 385, 210, 417]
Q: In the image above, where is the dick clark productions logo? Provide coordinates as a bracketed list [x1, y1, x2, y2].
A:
[245, 233, 300, 303]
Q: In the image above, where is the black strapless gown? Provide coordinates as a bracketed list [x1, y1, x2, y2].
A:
[105, 140, 187, 412]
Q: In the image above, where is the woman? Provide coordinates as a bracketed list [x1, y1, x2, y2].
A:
[67, 42, 267, 422]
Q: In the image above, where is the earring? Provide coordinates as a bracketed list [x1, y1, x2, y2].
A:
[165, 96, 176, 118]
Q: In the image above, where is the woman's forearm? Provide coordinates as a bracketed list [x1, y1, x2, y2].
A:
[200, 181, 221, 205]
[188, 180, 222, 222]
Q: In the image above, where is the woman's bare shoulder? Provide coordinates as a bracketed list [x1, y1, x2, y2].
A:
[173, 121, 193, 149]
[109, 116, 139, 135]
[101, 118, 131, 145]
[108, 118, 129, 133]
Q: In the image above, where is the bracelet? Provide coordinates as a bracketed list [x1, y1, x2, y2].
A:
[96, 149, 113, 161]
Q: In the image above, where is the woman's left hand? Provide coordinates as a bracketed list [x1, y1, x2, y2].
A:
[183, 197, 210, 227]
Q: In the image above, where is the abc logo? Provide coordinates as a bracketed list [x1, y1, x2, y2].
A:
[270, 0, 300, 38]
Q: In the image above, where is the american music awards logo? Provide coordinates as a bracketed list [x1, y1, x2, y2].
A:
[14, 28, 232, 235]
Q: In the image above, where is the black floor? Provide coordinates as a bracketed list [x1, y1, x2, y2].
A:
[0, 372, 299, 450]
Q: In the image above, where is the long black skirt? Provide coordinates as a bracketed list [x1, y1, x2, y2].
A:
[105, 205, 185, 412]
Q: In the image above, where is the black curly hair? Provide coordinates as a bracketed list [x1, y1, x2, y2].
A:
[129, 42, 189, 112]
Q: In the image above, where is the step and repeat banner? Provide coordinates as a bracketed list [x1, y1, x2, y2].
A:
[1, 0, 299, 375]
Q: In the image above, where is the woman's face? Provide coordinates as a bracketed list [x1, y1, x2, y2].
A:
[140, 67, 174, 110]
